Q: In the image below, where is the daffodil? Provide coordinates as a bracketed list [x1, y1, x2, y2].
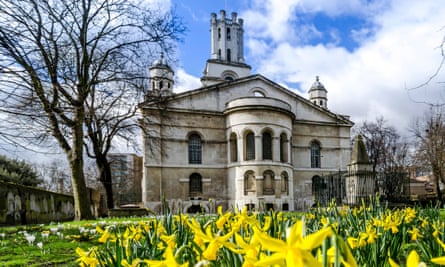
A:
[403, 207, 417, 223]
[431, 256, 445, 265]
[96, 226, 115, 243]
[432, 221, 443, 238]
[143, 246, 188, 267]
[76, 247, 100, 267]
[231, 233, 260, 266]
[187, 217, 235, 261]
[253, 220, 331, 267]
[382, 213, 401, 234]
[407, 227, 422, 241]
[365, 225, 378, 244]
[389, 250, 426, 267]
[347, 237, 359, 249]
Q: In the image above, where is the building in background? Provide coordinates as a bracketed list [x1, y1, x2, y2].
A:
[108, 153, 143, 207]
[140, 10, 353, 213]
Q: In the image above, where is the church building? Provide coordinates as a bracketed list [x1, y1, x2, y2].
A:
[139, 10, 353, 213]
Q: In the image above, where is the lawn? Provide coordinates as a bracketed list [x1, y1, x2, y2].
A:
[1, 199, 445, 266]
[0, 218, 142, 266]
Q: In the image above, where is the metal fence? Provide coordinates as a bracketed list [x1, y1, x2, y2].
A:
[312, 170, 410, 206]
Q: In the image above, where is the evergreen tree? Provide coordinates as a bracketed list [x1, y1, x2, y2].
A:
[0, 155, 42, 186]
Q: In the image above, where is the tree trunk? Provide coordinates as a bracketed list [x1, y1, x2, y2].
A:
[98, 159, 115, 210]
[70, 108, 94, 220]
[432, 164, 443, 202]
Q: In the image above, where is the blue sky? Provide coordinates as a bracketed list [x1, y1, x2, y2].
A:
[173, 0, 376, 79]
[166, 0, 445, 137]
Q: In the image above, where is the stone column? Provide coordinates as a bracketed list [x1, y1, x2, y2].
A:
[255, 135, 261, 160]
[256, 176, 264, 196]
[272, 136, 280, 162]
[275, 176, 281, 198]
[238, 136, 244, 161]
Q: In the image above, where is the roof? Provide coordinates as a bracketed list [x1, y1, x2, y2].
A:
[139, 74, 354, 126]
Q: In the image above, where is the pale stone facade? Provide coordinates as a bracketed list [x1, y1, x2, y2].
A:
[139, 10, 354, 213]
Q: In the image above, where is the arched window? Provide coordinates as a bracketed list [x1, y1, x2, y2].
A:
[253, 91, 265, 97]
[160, 80, 163, 89]
[227, 49, 231, 62]
[189, 134, 202, 164]
[218, 28, 221, 39]
[189, 173, 202, 196]
[262, 132, 272, 160]
[226, 27, 231, 40]
[311, 141, 321, 168]
[280, 133, 288, 163]
[230, 133, 237, 162]
[245, 132, 255, 160]
[218, 49, 221, 59]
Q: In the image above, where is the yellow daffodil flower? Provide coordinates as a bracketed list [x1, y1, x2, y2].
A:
[407, 227, 422, 241]
[253, 220, 331, 267]
[143, 246, 187, 267]
[187, 217, 235, 261]
[403, 207, 417, 223]
[96, 226, 115, 243]
[431, 256, 445, 265]
[76, 247, 99, 267]
[365, 225, 379, 244]
[347, 237, 359, 249]
[389, 250, 426, 267]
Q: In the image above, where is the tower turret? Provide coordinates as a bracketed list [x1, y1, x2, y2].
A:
[149, 52, 174, 96]
[308, 76, 328, 109]
[201, 10, 251, 86]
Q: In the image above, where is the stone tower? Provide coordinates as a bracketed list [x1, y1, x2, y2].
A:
[201, 10, 251, 86]
[308, 76, 328, 109]
[149, 52, 174, 96]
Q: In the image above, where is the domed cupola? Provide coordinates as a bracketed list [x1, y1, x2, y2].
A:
[308, 76, 328, 109]
[149, 52, 174, 96]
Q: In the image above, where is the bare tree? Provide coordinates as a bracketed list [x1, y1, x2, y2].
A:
[0, 0, 184, 219]
[354, 117, 410, 199]
[354, 117, 405, 172]
[411, 107, 445, 201]
[84, 85, 142, 209]
[36, 159, 72, 194]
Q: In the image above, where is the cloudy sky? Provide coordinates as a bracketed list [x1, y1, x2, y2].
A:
[169, 0, 445, 137]
[2, 0, 444, 162]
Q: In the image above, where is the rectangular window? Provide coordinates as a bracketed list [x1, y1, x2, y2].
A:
[246, 133, 255, 160]
[311, 143, 320, 168]
[189, 134, 202, 164]
[262, 133, 272, 160]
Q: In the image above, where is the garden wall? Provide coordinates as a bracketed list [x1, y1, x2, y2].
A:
[0, 181, 75, 225]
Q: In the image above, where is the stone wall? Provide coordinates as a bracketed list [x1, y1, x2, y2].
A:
[0, 181, 75, 225]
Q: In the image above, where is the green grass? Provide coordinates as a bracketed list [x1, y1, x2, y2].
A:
[0, 217, 162, 266]
[0, 223, 96, 266]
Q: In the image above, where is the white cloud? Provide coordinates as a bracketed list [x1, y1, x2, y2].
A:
[140, 0, 171, 10]
[241, 0, 445, 135]
[174, 68, 201, 93]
